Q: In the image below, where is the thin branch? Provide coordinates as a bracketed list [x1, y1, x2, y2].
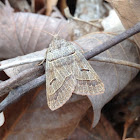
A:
[0, 66, 44, 97]
[0, 75, 46, 112]
[64, 7, 102, 29]
[0, 49, 46, 71]
[84, 22, 140, 60]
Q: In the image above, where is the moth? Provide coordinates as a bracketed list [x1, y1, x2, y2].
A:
[45, 34, 105, 111]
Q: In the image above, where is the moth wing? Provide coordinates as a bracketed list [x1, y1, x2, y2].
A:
[73, 49, 105, 95]
[46, 55, 76, 111]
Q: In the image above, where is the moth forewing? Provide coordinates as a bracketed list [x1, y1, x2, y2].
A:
[46, 38, 77, 110]
[71, 43, 105, 96]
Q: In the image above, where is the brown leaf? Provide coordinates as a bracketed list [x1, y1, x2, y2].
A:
[74, 0, 108, 21]
[34, 0, 45, 13]
[68, 108, 121, 140]
[107, 0, 140, 49]
[0, 85, 91, 140]
[125, 138, 140, 140]
[74, 33, 140, 127]
[58, 0, 67, 16]
[122, 106, 140, 140]
[0, 2, 140, 139]
[50, 7, 65, 19]
[8, 0, 31, 12]
[46, 0, 58, 16]
[0, 1, 71, 59]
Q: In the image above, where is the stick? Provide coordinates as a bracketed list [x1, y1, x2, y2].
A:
[0, 75, 46, 112]
[0, 66, 44, 97]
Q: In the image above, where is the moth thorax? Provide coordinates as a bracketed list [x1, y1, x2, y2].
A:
[50, 38, 70, 51]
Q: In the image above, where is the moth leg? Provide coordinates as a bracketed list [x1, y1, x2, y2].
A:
[38, 49, 48, 65]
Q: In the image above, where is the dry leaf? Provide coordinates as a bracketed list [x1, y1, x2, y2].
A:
[74, 0, 108, 21]
[8, 0, 31, 12]
[34, 0, 45, 13]
[46, 0, 58, 16]
[0, 1, 140, 139]
[75, 33, 140, 127]
[58, 0, 67, 16]
[68, 108, 121, 140]
[122, 106, 140, 140]
[101, 10, 125, 33]
[107, 0, 140, 49]
[1, 32, 139, 139]
[125, 138, 140, 140]
[50, 7, 65, 19]
[0, 112, 5, 127]
[0, 0, 71, 60]
[0, 85, 91, 140]
[64, 7, 103, 40]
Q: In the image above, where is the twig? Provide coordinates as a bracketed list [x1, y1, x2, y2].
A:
[84, 22, 140, 60]
[0, 75, 46, 112]
[0, 65, 44, 97]
[0, 49, 46, 71]
[64, 7, 102, 29]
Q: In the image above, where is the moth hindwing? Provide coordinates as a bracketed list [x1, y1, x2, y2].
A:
[46, 36, 105, 110]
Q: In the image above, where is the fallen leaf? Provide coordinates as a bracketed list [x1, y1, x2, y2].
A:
[68, 108, 121, 140]
[46, 0, 58, 16]
[101, 9, 125, 33]
[74, 0, 108, 21]
[0, 0, 71, 59]
[0, 85, 91, 140]
[107, 0, 140, 49]
[122, 107, 140, 140]
[125, 138, 140, 140]
[8, 0, 31, 12]
[58, 0, 67, 16]
[0, 112, 5, 127]
[74, 33, 140, 127]
[0, 1, 140, 139]
[50, 6, 65, 19]
[34, 0, 45, 13]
